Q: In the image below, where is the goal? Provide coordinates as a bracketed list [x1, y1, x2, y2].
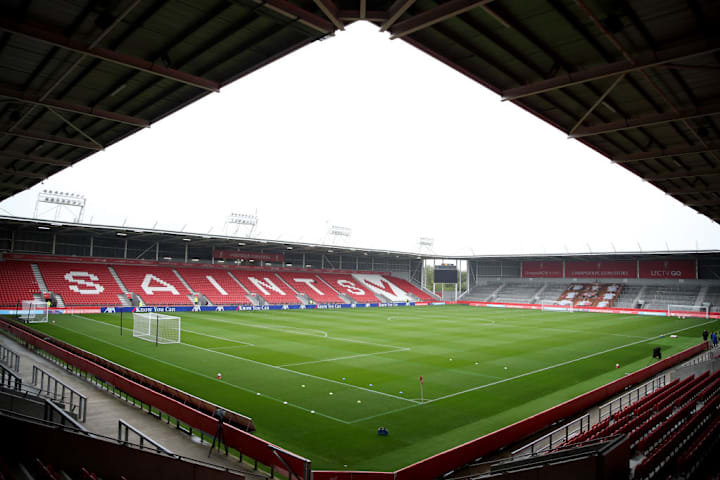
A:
[132, 312, 181, 344]
[20, 300, 48, 323]
[540, 300, 574, 312]
[667, 304, 709, 319]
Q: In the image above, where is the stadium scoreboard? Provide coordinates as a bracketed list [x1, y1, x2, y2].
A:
[434, 265, 458, 283]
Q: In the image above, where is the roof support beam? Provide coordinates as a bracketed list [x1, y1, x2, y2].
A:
[570, 102, 720, 138]
[665, 184, 720, 195]
[380, 0, 417, 32]
[502, 39, 720, 101]
[0, 84, 149, 127]
[360, 0, 367, 19]
[45, 107, 104, 150]
[645, 167, 720, 182]
[684, 198, 720, 207]
[0, 151, 71, 166]
[0, 18, 220, 92]
[0, 181, 26, 192]
[568, 73, 625, 135]
[253, 0, 335, 33]
[613, 144, 720, 163]
[312, 0, 345, 30]
[2, 128, 102, 150]
[338, 10, 388, 21]
[390, 0, 496, 39]
[0, 167, 49, 180]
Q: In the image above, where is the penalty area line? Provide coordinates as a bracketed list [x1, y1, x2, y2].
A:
[52, 320, 352, 424]
[72, 314, 418, 405]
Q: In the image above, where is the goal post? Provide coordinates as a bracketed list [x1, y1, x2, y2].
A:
[540, 300, 574, 312]
[20, 300, 48, 323]
[132, 312, 181, 345]
[667, 304, 709, 319]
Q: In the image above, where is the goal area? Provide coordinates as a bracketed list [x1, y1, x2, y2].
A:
[540, 300, 574, 312]
[667, 304, 709, 319]
[20, 300, 48, 323]
[133, 312, 181, 344]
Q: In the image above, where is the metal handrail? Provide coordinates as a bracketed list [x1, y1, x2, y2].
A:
[118, 419, 173, 455]
[0, 344, 20, 372]
[31, 365, 87, 422]
[511, 414, 590, 457]
[597, 374, 666, 421]
[0, 363, 22, 390]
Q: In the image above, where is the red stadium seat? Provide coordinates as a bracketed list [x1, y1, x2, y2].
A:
[113, 265, 192, 306]
[0, 261, 41, 307]
[36, 262, 124, 306]
[176, 268, 252, 305]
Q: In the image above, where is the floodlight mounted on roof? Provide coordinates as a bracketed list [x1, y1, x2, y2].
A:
[328, 225, 352, 237]
[34, 189, 86, 223]
[224, 211, 258, 237]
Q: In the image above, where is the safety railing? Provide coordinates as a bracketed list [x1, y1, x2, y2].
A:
[0, 363, 22, 390]
[511, 413, 591, 457]
[598, 374, 666, 421]
[0, 343, 20, 372]
[31, 365, 87, 422]
[118, 419, 173, 455]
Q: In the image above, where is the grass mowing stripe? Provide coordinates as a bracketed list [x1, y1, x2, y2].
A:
[424, 318, 714, 404]
[73, 314, 420, 407]
[278, 348, 411, 367]
[36, 306, 713, 470]
[57, 317, 351, 424]
[192, 313, 410, 350]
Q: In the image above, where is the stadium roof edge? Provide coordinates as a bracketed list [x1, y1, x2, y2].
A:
[1, 2, 719, 225]
[1, 215, 717, 262]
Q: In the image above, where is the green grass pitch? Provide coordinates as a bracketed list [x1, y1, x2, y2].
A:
[32, 305, 717, 471]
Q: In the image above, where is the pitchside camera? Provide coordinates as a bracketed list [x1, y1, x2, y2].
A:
[214, 408, 225, 423]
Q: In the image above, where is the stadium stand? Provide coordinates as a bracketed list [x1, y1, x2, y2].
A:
[536, 283, 569, 303]
[493, 283, 543, 303]
[382, 275, 436, 301]
[462, 282, 504, 301]
[640, 285, 701, 310]
[560, 368, 720, 479]
[317, 273, 381, 303]
[276, 272, 344, 304]
[558, 284, 622, 308]
[353, 274, 410, 302]
[112, 265, 193, 305]
[701, 285, 720, 312]
[0, 261, 41, 307]
[36, 262, 125, 306]
[232, 271, 300, 304]
[176, 268, 252, 305]
[613, 285, 644, 309]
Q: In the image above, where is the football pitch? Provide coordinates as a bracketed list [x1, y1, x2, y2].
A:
[32, 305, 717, 471]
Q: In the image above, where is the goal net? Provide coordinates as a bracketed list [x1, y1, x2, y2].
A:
[21, 300, 48, 323]
[133, 312, 181, 344]
[540, 300, 574, 312]
[667, 304, 709, 319]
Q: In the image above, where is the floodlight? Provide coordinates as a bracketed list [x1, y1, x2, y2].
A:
[328, 225, 352, 237]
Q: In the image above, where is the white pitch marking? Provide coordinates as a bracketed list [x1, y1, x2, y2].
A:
[184, 329, 255, 347]
[423, 319, 715, 404]
[279, 347, 410, 367]
[195, 313, 408, 350]
[70, 314, 418, 406]
[58, 318, 352, 424]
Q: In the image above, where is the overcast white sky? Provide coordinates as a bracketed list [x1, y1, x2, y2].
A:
[2, 22, 720, 256]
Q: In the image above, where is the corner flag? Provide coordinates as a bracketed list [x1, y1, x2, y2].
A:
[420, 376, 424, 403]
[419, 376, 423, 384]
